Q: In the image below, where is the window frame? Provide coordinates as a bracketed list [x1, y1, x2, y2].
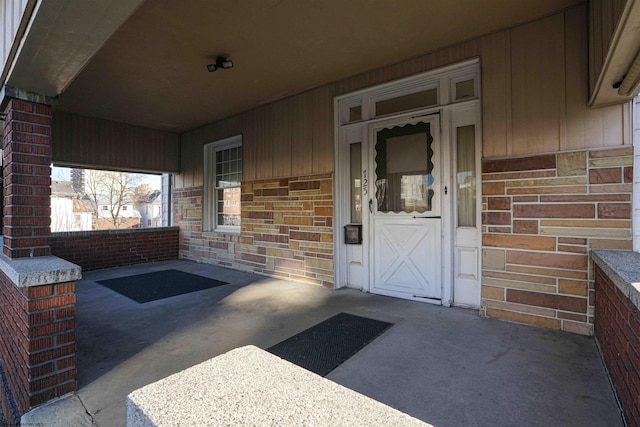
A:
[203, 135, 243, 234]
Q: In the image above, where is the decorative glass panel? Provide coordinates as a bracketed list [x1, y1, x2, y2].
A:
[375, 122, 434, 213]
[216, 146, 242, 188]
[215, 145, 242, 227]
[349, 106, 362, 122]
[375, 88, 438, 117]
[217, 187, 241, 226]
[456, 125, 476, 227]
[350, 143, 362, 223]
[455, 79, 475, 101]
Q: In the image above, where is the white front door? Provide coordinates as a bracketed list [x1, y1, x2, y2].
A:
[369, 116, 443, 303]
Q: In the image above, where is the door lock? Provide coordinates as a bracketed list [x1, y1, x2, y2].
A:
[444, 186, 448, 195]
[369, 198, 373, 213]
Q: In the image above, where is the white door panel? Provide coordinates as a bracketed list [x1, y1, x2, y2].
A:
[373, 217, 441, 299]
[370, 116, 443, 303]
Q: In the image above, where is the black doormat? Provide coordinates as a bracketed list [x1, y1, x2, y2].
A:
[97, 269, 229, 303]
[267, 312, 393, 376]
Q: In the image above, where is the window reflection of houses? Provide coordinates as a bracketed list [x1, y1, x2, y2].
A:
[221, 187, 241, 226]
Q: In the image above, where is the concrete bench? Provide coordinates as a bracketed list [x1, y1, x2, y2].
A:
[127, 345, 431, 426]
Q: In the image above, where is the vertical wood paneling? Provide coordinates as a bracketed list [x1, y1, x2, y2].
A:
[510, 13, 565, 155]
[290, 93, 313, 176]
[603, 103, 626, 147]
[480, 31, 511, 158]
[589, 0, 604, 93]
[312, 85, 334, 174]
[1, 0, 29, 78]
[565, 4, 591, 151]
[53, 111, 180, 173]
[623, 102, 631, 146]
[565, 6, 627, 151]
[177, 4, 629, 190]
[255, 107, 272, 179]
[589, 0, 628, 93]
[241, 110, 259, 182]
[271, 99, 292, 178]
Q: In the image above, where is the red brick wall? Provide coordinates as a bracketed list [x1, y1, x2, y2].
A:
[49, 227, 179, 271]
[175, 174, 334, 287]
[0, 271, 77, 424]
[595, 264, 639, 426]
[482, 147, 633, 334]
[2, 99, 53, 258]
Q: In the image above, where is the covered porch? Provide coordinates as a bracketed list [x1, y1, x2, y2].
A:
[2, 0, 640, 424]
[21, 260, 622, 426]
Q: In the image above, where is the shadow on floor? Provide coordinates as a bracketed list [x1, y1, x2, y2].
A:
[74, 260, 623, 427]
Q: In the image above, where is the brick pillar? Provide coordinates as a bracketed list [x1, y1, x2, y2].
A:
[0, 93, 79, 424]
[2, 98, 52, 258]
[0, 272, 77, 423]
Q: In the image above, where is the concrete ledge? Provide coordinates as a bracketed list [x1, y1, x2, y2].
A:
[592, 250, 640, 310]
[127, 345, 430, 427]
[0, 239, 81, 287]
[21, 394, 93, 427]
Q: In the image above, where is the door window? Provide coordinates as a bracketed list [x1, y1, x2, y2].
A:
[374, 122, 435, 213]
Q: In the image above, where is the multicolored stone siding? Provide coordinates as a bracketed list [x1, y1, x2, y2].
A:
[481, 147, 633, 335]
[174, 173, 334, 287]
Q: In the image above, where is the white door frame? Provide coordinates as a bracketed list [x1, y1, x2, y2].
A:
[333, 58, 479, 308]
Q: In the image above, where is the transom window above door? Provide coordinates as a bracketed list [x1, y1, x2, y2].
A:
[340, 59, 479, 125]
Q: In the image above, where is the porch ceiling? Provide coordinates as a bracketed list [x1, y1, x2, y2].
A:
[9, 0, 583, 132]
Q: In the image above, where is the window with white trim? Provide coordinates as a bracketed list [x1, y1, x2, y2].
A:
[634, 95, 640, 252]
[203, 135, 242, 233]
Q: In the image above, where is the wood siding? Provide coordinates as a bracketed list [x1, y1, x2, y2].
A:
[589, 0, 628, 95]
[0, 0, 31, 81]
[53, 110, 180, 173]
[176, 4, 629, 189]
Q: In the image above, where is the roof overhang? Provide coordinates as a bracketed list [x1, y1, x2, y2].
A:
[4, 0, 145, 97]
[590, 0, 640, 107]
[5, 0, 585, 132]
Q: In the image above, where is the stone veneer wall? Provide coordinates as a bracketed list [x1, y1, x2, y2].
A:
[174, 174, 334, 287]
[481, 147, 633, 335]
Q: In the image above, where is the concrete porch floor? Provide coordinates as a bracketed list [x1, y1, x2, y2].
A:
[23, 259, 623, 426]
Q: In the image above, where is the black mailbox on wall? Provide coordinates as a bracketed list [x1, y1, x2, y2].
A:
[344, 224, 362, 244]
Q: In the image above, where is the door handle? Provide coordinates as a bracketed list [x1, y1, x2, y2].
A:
[369, 198, 373, 213]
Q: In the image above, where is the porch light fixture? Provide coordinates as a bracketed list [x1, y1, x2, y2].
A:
[207, 56, 234, 72]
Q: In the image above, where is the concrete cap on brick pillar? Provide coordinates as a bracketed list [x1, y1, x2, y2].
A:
[127, 345, 430, 427]
[592, 250, 640, 310]
[0, 238, 81, 287]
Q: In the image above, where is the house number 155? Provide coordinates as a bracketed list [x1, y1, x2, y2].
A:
[362, 169, 368, 195]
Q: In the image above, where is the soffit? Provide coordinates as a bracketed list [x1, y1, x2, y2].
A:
[20, 0, 584, 132]
[6, 0, 146, 96]
[590, 0, 640, 107]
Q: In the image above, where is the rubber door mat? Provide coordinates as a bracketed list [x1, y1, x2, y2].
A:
[267, 312, 393, 376]
[97, 269, 229, 303]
